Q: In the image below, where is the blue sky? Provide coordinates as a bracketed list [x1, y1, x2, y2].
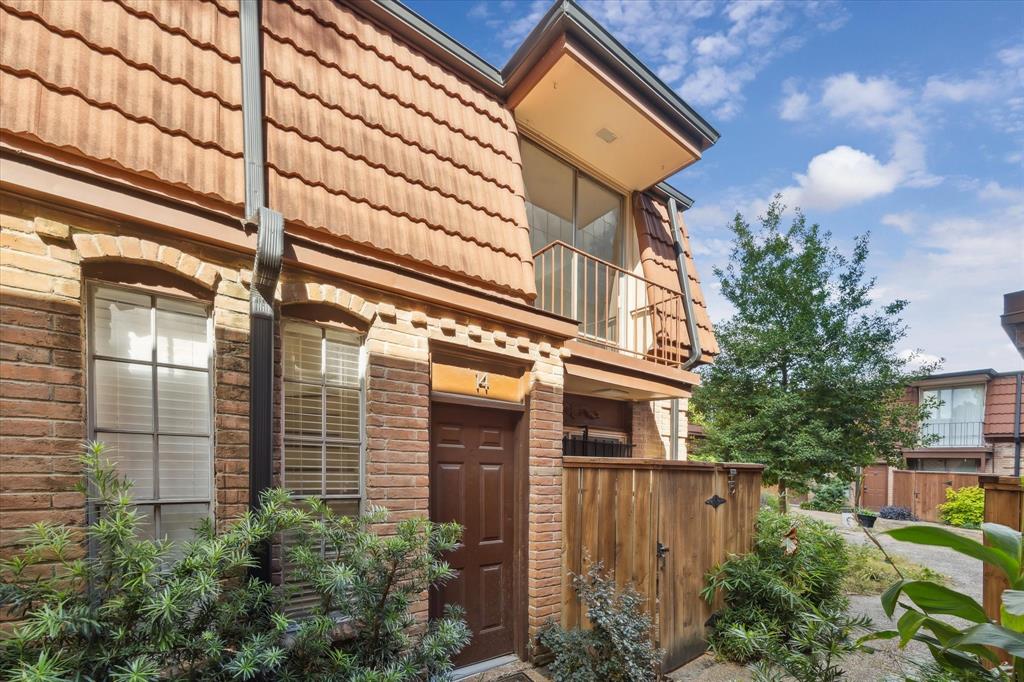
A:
[406, 0, 1024, 372]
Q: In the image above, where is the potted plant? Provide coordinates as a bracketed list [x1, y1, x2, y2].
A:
[856, 508, 878, 528]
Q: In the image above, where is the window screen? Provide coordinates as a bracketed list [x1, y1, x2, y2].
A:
[89, 284, 212, 546]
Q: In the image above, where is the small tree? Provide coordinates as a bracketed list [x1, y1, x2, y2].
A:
[692, 200, 938, 512]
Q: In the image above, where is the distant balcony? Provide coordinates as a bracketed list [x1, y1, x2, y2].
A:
[533, 241, 690, 368]
[920, 421, 985, 447]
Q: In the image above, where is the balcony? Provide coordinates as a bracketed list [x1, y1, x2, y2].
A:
[533, 241, 690, 368]
[920, 421, 985, 447]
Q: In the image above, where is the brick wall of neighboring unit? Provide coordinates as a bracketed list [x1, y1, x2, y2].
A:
[631, 398, 689, 459]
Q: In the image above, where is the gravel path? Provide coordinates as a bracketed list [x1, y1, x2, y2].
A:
[670, 509, 984, 682]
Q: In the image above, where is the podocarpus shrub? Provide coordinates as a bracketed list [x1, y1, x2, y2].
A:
[538, 562, 662, 682]
[0, 442, 306, 681]
[937, 486, 984, 528]
[1, 443, 471, 682]
[702, 510, 850, 665]
[279, 499, 470, 681]
[878, 505, 915, 521]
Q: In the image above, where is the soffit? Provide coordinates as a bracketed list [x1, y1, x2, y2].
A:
[512, 43, 700, 191]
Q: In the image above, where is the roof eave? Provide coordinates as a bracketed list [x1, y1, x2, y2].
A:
[360, 0, 719, 152]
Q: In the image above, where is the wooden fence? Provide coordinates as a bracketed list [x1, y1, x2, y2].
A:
[562, 457, 763, 672]
[980, 476, 1023, 624]
[891, 470, 980, 522]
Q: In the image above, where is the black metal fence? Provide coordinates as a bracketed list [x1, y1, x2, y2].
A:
[562, 431, 634, 458]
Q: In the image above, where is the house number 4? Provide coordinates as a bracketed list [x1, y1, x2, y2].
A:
[475, 372, 490, 394]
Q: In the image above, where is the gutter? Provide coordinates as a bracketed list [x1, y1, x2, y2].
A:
[1014, 372, 1022, 477]
[666, 196, 703, 458]
[240, 0, 283, 579]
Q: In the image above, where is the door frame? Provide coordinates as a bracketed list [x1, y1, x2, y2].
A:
[428, 393, 530, 663]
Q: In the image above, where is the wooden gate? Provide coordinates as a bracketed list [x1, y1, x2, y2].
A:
[980, 476, 1023, 627]
[561, 457, 763, 671]
[860, 464, 889, 509]
[891, 470, 980, 522]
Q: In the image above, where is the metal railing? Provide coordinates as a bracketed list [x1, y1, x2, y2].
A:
[920, 421, 985, 447]
[562, 432, 634, 458]
[533, 241, 690, 368]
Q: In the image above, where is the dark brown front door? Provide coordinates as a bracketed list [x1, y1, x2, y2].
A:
[429, 403, 518, 666]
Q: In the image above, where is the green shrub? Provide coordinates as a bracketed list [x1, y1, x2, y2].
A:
[280, 500, 470, 681]
[702, 510, 849, 664]
[0, 442, 470, 682]
[761, 491, 780, 511]
[842, 542, 945, 595]
[937, 486, 984, 528]
[801, 479, 850, 513]
[0, 442, 305, 681]
[538, 562, 661, 682]
[747, 606, 871, 682]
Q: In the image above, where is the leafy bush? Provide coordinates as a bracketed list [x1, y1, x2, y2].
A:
[801, 479, 851, 513]
[878, 506, 916, 521]
[761, 491, 780, 511]
[937, 486, 984, 528]
[280, 499, 470, 681]
[0, 442, 304, 681]
[842, 542, 945, 595]
[538, 562, 661, 682]
[702, 510, 849, 664]
[866, 523, 1024, 679]
[747, 607, 871, 682]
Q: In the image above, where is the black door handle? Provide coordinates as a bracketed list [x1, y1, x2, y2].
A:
[657, 542, 670, 559]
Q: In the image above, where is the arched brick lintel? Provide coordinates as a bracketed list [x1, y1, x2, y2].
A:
[279, 281, 376, 324]
[71, 233, 221, 290]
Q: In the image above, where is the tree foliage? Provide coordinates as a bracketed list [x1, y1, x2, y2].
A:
[692, 201, 938, 509]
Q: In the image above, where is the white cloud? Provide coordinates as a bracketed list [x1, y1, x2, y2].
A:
[923, 76, 997, 102]
[978, 180, 1024, 203]
[881, 212, 915, 234]
[821, 73, 909, 121]
[778, 79, 810, 121]
[999, 45, 1024, 67]
[779, 145, 904, 210]
[897, 349, 943, 371]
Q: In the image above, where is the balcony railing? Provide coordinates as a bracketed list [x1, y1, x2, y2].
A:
[533, 241, 690, 368]
[920, 421, 985, 447]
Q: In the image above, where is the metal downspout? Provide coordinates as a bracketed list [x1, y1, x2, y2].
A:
[240, 0, 283, 580]
[667, 197, 703, 459]
[1014, 372, 1022, 477]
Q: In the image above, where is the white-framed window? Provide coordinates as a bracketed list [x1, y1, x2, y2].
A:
[281, 320, 364, 509]
[920, 385, 986, 447]
[87, 283, 213, 544]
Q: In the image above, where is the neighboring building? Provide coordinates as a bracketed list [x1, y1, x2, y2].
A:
[1003, 290, 1024, 360]
[902, 369, 1023, 475]
[0, 0, 720, 669]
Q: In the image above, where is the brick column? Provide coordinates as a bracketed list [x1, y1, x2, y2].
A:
[527, 379, 564, 644]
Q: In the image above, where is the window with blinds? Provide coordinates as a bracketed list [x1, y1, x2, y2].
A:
[281, 321, 364, 613]
[88, 284, 212, 548]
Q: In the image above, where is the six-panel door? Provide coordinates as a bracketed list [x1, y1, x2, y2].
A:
[429, 403, 518, 666]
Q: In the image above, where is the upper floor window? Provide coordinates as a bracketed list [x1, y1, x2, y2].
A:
[88, 284, 212, 545]
[281, 321, 363, 510]
[920, 384, 985, 447]
[521, 138, 624, 263]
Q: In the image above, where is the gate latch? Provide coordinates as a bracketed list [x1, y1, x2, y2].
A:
[657, 542, 670, 559]
[705, 494, 726, 509]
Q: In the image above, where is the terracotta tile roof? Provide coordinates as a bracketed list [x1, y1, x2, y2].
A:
[985, 374, 1024, 438]
[0, 0, 244, 206]
[633, 193, 718, 363]
[262, 0, 536, 301]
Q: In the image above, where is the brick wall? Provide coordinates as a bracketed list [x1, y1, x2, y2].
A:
[527, 379, 563, 641]
[631, 398, 689, 459]
[0, 195, 254, 565]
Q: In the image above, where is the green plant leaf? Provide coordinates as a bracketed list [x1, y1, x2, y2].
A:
[1003, 589, 1024, 616]
[900, 581, 990, 623]
[885, 525, 1017, 583]
[982, 522, 1022, 573]
[946, 622, 1024, 658]
[880, 579, 907, 617]
[896, 609, 927, 647]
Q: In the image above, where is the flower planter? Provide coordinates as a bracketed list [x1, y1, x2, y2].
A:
[856, 512, 877, 528]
